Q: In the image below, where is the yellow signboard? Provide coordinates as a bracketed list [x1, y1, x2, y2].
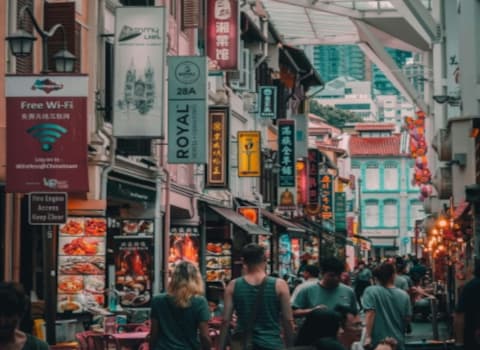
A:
[238, 131, 261, 177]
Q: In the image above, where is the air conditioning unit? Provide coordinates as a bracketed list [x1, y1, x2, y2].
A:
[431, 129, 452, 161]
[431, 167, 452, 200]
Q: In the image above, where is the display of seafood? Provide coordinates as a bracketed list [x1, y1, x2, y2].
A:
[85, 218, 107, 236]
[60, 219, 84, 235]
[59, 257, 105, 275]
[61, 237, 101, 256]
[58, 276, 83, 294]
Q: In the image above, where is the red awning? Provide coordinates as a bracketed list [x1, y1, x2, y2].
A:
[454, 201, 471, 219]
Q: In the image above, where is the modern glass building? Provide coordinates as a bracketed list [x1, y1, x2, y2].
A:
[312, 45, 367, 82]
[372, 48, 412, 96]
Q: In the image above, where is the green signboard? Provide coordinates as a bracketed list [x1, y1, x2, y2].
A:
[167, 56, 207, 164]
[334, 192, 347, 231]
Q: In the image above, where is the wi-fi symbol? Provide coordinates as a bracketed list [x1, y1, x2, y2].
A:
[27, 123, 67, 152]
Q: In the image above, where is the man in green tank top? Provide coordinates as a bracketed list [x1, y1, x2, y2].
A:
[218, 243, 295, 350]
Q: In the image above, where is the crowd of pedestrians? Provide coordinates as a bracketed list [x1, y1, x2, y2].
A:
[4, 244, 480, 350]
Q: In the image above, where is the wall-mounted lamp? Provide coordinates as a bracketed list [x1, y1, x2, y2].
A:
[5, 5, 76, 73]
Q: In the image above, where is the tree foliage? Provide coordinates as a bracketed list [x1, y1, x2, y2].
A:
[309, 100, 363, 129]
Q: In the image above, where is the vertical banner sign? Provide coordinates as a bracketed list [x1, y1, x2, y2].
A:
[320, 174, 334, 220]
[113, 7, 166, 137]
[237, 131, 261, 177]
[258, 86, 277, 118]
[307, 149, 319, 205]
[206, 107, 229, 188]
[293, 114, 308, 159]
[347, 217, 354, 237]
[206, 0, 239, 71]
[334, 192, 347, 231]
[296, 160, 307, 206]
[168, 56, 207, 163]
[278, 120, 296, 210]
[6, 75, 88, 193]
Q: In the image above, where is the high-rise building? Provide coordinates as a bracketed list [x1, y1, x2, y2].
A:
[312, 45, 367, 82]
[372, 48, 412, 96]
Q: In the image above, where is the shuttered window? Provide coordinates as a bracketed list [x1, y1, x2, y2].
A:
[15, 0, 34, 73]
[182, 0, 199, 29]
[383, 199, 397, 227]
[365, 200, 379, 227]
[383, 162, 399, 190]
[365, 162, 380, 190]
[44, 2, 78, 73]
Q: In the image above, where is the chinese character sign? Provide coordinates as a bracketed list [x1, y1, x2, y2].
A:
[207, 0, 238, 71]
[307, 149, 319, 205]
[6, 75, 88, 193]
[206, 107, 228, 188]
[259, 86, 277, 118]
[238, 131, 261, 177]
[334, 192, 347, 231]
[320, 174, 333, 220]
[278, 120, 295, 187]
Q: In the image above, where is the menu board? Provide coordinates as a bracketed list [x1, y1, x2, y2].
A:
[168, 227, 200, 279]
[206, 241, 232, 283]
[57, 217, 107, 314]
[114, 237, 153, 308]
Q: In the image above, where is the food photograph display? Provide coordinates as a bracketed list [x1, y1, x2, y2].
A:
[121, 219, 154, 235]
[168, 226, 200, 278]
[205, 241, 232, 282]
[114, 237, 153, 308]
[57, 217, 107, 314]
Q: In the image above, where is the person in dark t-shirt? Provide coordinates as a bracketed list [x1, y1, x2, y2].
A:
[455, 259, 480, 350]
[0, 282, 49, 350]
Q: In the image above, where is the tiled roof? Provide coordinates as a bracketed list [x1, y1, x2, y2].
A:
[316, 142, 347, 155]
[349, 134, 401, 156]
[355, 123, 396, 131]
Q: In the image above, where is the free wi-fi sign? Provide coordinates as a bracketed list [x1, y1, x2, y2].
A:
[27, 123, 67, 152]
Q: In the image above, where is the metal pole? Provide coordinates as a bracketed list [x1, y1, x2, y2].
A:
[42, 225, 56, 344]
[430, 297, 439, 340]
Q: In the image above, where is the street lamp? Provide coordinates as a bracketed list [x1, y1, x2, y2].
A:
[5, 5, 76, 73]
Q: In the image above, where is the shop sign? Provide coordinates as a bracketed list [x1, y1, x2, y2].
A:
[167, 56, 207, 164]
[307, 149, 319, 205]
[293, 114, 308, 159]
[347, 216, 354, 237]
[278, 120, 295, 187]
[334, 192, 347, 231]
[206, 0, 239, 71]
[28, 192, 67, 225]
[107, 179, 156, 203]
[206, 107, 229, 188]
[6, 75, 89, 193]
[296, 160, 307, 206]
[237, 207, 259, 224]
[113, 6, 166, 137]
[58, 217, 107, 313]
[320, 174, 333, 220]
[237, 131, 261, 177]
[258, 86, 277, 118]
[114, 236, 153, 307]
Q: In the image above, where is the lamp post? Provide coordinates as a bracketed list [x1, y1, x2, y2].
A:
[5, 5, 76, 73]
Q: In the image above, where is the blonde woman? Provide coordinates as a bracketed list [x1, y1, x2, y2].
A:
[150, 261, 212, 350]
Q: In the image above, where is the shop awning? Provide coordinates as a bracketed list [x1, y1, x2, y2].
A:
[208, 205, 271, 235]
[454, 201, 470, 220]
[260, 209, 305, 233]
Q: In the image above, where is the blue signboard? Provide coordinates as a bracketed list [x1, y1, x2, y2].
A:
[278, 120, 295, 187]
[258, 86, 277, 119]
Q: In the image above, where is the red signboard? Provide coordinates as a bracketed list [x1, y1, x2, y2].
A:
[6, 75, 88, 193]
[206, 0, 238, 71]
[296, 160, 307, 206]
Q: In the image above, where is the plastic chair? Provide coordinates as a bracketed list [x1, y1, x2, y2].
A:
[75, 332, 90, 350]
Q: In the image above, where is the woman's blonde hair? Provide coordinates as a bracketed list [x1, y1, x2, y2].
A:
[167, 261, 204, 308]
